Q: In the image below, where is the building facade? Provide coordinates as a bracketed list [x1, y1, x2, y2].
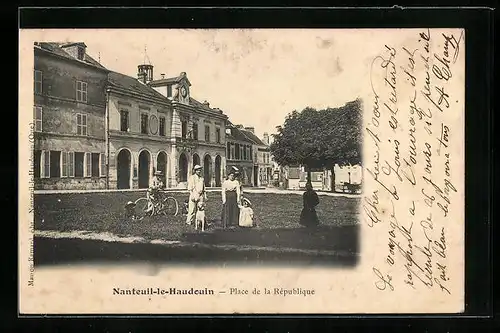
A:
[106, 67, 175, 190]
[32, 42, 249, 191]
[254, 132, 273, 187]
[238, 128, 273, 187]
[33, 42, 109, 190]
[225, 124, 255, 186]
[149, 71, 228, 188]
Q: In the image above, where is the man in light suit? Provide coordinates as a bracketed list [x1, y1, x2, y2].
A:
[186, 165, 206, 225]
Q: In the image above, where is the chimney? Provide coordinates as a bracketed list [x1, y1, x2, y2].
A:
[161, 73, 166, 79]
[138, 64, 154, 84]
[244, 127, 255, 134]
[263, 132, 269, 145]
[203, 101, 210, 108]
[61, 42, 87, 61]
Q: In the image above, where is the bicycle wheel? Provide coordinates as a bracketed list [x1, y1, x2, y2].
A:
[160, 196, 179, 216]
[134, 197, 153, 220]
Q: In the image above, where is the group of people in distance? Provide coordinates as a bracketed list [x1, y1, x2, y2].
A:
[126, 165, 321, 230]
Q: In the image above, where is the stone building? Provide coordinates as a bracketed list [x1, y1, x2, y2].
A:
[237, 128, 273, 187]
[225, 123, 257, 186]
[253, 132, 273, 187]
[149, 71, 228, 188]
[33, 42, 109, 190]
[33, 42, 230, 191]
[106, 66, 175, 189]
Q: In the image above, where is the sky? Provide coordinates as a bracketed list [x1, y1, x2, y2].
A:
[32, 29, 380, 139]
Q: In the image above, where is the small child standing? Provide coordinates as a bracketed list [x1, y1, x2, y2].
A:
[238, 197, 254, 228]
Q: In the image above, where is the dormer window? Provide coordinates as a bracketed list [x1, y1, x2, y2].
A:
[77, 46, 85, 60]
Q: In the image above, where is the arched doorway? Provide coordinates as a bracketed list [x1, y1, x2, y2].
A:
[215, 155, 222, 187]
[192, 153, 200, 168]
[178, 153, 188, 183]
[203, 154, 212, 187]
[138, 150, 151, 189]
[117, 149, 131, 189]
[157, 151, 167, 188]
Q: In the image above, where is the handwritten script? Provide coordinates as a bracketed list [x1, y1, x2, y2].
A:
[365, 29, 464, 296]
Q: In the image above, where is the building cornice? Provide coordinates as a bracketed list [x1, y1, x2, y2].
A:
[107, 86, 172, 109]
[109, 130, 174, 143]
[34, 94, 106, 109]
[34, 131, 105, 142]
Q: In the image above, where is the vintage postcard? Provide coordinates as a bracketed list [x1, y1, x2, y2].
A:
[19, 28, 465, 314]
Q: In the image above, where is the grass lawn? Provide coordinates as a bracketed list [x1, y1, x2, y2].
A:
[34, 191, 360, 254]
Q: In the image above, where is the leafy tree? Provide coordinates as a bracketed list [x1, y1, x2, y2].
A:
[321, 99, 363, 191]
[270, 99, 362, 190]
[270, 108, 325, 183]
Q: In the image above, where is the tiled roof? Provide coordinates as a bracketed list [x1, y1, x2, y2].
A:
[226, 125, 255, 144]
[239, 129, 266, 146]
[149, 72, 191, 87]
[36, 42, 107, 70]
[108, 71, 172, 102]
[149, 76, 182, 85]
[189, 97, 211, 111]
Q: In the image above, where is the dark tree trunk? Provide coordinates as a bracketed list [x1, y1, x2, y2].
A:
[330, 165, 336, 192]
[306, 164, 312, 184]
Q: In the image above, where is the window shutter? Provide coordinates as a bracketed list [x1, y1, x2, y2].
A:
[43, 151, 50, 178]
[85, 152, 91, 177]
[100, 153, 106, 177]
[61, 152, 68, 177]
[69, 152, 75, 177]
[77, 114, 81, 135]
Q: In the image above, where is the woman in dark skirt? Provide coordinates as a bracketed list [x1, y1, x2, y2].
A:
[299, 182, 320, 227]
[221, 171, 242, 228]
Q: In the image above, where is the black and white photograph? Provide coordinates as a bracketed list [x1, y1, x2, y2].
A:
[31, 30, 362, 268]
[19, 27, 465, 314]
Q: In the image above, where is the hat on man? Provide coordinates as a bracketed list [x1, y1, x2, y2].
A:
[229, 166, 240, 175]
[194, 165, 202, 171]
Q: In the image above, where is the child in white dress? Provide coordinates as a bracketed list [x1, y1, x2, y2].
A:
[238, 197, 254, 228]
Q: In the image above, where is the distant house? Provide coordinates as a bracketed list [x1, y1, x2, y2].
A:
[240, 128, 273, 187]
[224, 123, 255, 186]
[285, 164, 363, 192]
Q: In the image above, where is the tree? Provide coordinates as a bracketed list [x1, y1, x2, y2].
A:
[270, 108, 325, 183]
[270, 99, 362, 190]
[321, 99, 363, 191]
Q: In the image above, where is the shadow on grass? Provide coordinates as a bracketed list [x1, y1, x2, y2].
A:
[181, 225, 359, 254]
[34, 226, 359, 268]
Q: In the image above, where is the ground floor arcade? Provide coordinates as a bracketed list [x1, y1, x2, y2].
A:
[108, 138, 226, 190]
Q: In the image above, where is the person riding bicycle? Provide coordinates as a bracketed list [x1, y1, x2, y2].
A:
[145, 170, 164, 214]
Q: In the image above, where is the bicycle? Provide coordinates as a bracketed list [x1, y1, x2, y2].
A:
[132, 190, 179, 220]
